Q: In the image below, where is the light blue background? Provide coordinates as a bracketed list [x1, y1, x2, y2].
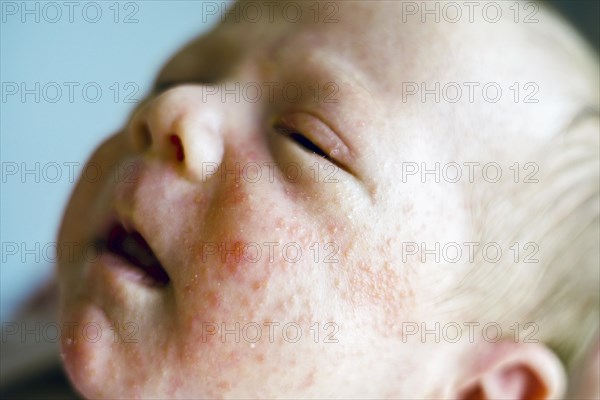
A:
[1, 0, 230, 321]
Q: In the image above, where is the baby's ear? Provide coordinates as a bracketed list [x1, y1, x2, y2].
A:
[455, 342, 566, 400]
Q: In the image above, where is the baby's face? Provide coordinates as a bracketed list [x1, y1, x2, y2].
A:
[57, 1, 593, 398]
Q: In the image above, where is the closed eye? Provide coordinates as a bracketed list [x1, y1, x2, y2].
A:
[275, 124, 332, 162]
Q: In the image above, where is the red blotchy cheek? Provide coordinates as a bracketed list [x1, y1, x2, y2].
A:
[195, 241, 244, 282]
[344, 260, 414, 334]
[208, 238, 275, 287]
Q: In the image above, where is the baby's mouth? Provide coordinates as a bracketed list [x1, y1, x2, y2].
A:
[96, 222, 171, 287]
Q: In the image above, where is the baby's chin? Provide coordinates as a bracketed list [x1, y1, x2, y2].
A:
[60, 303, 122, 398]
[59, 300, 194, 398]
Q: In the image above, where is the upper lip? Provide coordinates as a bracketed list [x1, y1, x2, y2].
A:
[94, 213, 171, 287]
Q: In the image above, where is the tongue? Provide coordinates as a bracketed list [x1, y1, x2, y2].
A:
[106, 224, 170, 286]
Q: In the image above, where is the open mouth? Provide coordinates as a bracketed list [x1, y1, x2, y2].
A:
[96, 222, 170, 287]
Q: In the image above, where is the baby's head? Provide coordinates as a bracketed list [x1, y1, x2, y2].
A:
[56, 1, 599, 398]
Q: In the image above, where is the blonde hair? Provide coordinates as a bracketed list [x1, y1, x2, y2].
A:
[446, 109, 599, 383]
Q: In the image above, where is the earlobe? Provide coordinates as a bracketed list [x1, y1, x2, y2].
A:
[456, 342, 567, 400]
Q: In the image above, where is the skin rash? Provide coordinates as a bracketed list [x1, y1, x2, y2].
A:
[56, 1, 597, 398]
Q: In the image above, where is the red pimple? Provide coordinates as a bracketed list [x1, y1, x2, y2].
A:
[217, 380, 232, 390]
[251, 280, 264, 292]
[222, 240, 247, 274]
[240, 296, 252, 308]
[225, 350, 242, 366]
[276, 218, 285, 230]
[327, 221, 339, 235]
[205, 290, 223, 309]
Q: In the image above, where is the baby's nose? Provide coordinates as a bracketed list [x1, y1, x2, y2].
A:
[128, 86, 225, 182]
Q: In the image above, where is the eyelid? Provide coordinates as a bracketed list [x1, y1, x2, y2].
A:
[274, 113, 354, 174]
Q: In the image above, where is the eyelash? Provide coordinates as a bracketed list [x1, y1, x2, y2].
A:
[274, 123, 333, 163]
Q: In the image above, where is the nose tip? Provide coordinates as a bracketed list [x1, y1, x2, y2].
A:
[129, 119, 186, 163]
[128, 88, 224, 182]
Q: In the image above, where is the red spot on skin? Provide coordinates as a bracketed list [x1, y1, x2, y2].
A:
[301, 370, 316, 389]
[327, 221, 340, 235]
[169, 376, 183, 396]
[239, 295, 251, 308]
[169, 134, 185, 162]
[225, 350, 242, 367]
[217, 381, 232, 390]
[205, 290, 223, 309]
[276, 218, 285, 229]
[254, 353, 265, 363]
[223, 240, 248, 276]
[344, 260, 414, 335]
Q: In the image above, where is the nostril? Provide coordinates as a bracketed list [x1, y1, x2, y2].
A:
[169, 134, 185, 162]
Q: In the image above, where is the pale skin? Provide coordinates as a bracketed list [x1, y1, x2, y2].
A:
[57, 1, 598, 398]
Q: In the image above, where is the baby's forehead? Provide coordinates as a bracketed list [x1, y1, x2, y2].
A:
[159, 1, 596, 155]
[165, 2, 578, 92]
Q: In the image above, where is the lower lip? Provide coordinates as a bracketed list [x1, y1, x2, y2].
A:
[88, 251, 162, 287]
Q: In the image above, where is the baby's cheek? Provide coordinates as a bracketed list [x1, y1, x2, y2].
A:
[164, 213, 352, 394]
[179, 224, 326, 328]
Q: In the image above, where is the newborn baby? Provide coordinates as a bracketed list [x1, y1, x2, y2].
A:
[56, 0, 599, 398]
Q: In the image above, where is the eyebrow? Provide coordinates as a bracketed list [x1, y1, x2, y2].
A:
[264, 45, 379, 156]
[269, 40, 376, 98]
